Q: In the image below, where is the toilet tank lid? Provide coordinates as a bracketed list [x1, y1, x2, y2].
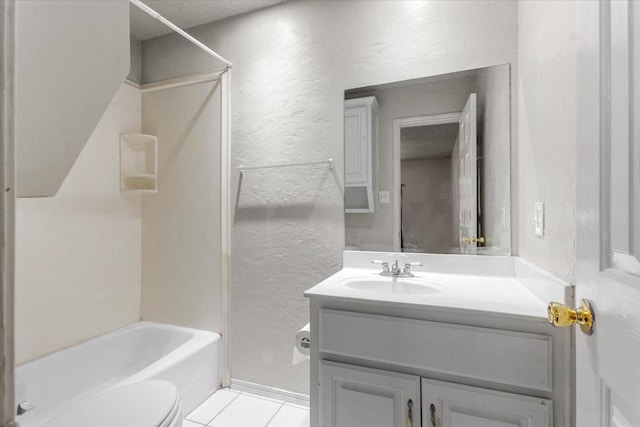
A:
[42, 380, 180, 427]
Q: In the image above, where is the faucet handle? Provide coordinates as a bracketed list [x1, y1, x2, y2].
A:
[371, 260, 390, 272]
[404, 262, 423, 275]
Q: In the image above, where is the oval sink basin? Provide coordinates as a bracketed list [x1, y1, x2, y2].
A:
[341, 276, 443, 295]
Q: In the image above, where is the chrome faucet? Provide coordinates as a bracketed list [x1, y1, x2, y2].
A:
[372, 260, 423, 277]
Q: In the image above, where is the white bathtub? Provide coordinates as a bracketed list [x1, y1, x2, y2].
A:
[15, 321, 221, 427]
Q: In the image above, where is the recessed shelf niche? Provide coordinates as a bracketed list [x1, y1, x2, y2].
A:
[120, 133, 157, 193]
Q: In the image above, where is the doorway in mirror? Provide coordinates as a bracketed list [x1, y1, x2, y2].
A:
[397, 117, 460, 254]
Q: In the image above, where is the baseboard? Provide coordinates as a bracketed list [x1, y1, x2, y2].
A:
[230, 378, 310, 407]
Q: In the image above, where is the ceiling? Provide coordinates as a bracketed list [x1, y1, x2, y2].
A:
[130, 0, 288, 41]
[401, 123, 459, 161]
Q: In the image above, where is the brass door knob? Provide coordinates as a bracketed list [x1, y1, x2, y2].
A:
[547, 299, 594, 335]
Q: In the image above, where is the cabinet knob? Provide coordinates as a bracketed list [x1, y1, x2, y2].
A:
[547, 299, 594, 335]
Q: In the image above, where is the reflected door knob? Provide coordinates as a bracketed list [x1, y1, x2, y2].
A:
[547, 299, 594, 335]
[462, 237, 485, 246]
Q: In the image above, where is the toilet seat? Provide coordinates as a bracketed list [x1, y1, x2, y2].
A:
[42, 380, 183, 427]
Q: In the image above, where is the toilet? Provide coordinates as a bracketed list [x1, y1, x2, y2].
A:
[42, 380, 183, 427]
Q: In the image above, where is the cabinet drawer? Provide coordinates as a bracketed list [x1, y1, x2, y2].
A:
[319, 309, 552, 392]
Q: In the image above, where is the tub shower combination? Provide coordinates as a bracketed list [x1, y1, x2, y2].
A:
[15, 322, 220, 426]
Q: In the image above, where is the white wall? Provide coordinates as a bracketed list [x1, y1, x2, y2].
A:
[128, 37, 143, 84]
[140, 81, 222, 332]
[517, 0, 578, 284]
[142, 0, 518, 394]
[15, 84, 142, 364]
[15, 0, 130, 197]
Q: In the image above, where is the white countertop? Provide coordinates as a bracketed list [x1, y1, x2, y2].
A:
[304, 251, 572, 321]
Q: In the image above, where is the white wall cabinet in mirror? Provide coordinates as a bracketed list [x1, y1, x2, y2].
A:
[120, 133, 157, 193]
[344, 65, 511, 255]
[344, 96, 379, 213]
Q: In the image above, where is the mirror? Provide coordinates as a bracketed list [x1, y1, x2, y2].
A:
[344, 65, 511, 255]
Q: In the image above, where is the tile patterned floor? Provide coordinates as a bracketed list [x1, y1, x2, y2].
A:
[185, 388, 310, 427]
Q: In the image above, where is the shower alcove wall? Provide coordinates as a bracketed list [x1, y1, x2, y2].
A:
[131, 0, 233, 390]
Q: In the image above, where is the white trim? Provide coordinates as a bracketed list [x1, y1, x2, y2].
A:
[391, 112, 461, 251]
[123, 79, 141, 89]
[141, 70, 225, 93]
[220, 70, 232, 388]
[0, 0, 16, 425]
[230, 379, 310, 407]
[129, 0, 232, 68]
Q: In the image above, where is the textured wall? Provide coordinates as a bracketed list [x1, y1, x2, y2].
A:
[517, 0, 577, 284]
[142, 0, 518, 393]
[141, 81, 222, 333]
[15, 84, 142, 364]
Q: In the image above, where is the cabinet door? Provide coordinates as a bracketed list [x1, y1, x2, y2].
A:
[344, 105, 369, 185]
[321, 361, 419, 427]
[422, 379, 552, 427]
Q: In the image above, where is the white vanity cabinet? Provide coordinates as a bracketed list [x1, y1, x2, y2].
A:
[320, 361, 551, 427]
[310, 305, 568, 427]
[344, 96, 379, 212]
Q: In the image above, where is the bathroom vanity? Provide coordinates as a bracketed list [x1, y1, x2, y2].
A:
[305, 251, 572, 427]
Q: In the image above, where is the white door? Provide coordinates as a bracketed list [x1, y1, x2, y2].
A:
[458, 93, 478, 253]
[421, 379, 552, 427]
[320, 362, 420, 427]
[572, 1, 640, 425]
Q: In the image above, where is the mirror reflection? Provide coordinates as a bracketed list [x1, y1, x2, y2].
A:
[344, 65, 511, 255]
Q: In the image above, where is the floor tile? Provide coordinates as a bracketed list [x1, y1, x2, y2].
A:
[208, 393, 283, 427]
[267, 404, 310, 427]
[187, 389, 240, 424]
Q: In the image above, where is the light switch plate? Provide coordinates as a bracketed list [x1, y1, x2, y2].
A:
[379, 191, 391, 204]
[534, 202, 544, 237]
